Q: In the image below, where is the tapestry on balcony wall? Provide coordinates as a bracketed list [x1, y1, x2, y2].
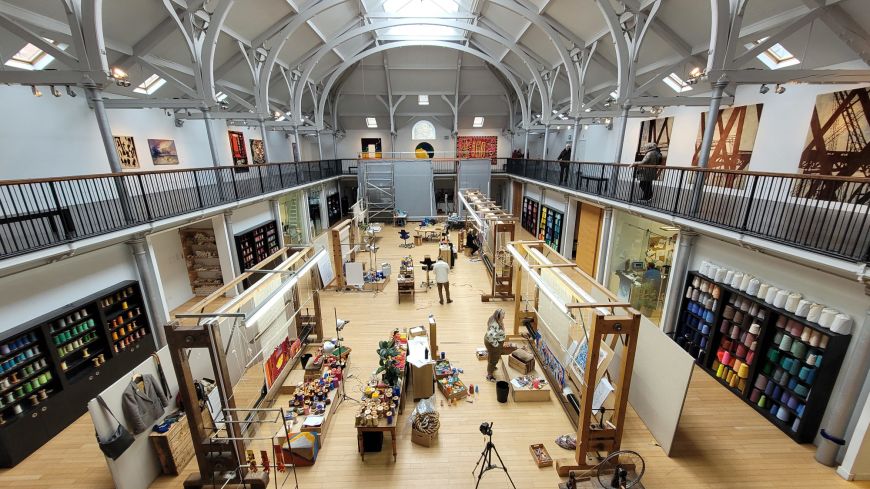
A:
[457, 136, 497, 159]
[691, 104, 763, 188]
[360, 138, 382, 159]
[635, 117, 673, 163]
[250, 139, 265, 165]
[113, 135, 139, 169]
[228, 130, 248, 170]
[147, 139, 179, 165]
[795, 87, 870, 203]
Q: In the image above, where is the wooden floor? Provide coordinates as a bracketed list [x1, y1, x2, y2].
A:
[1, 224, 867, 488]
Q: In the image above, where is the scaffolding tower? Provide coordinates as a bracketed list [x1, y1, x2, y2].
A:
[362, 161, 395, 222]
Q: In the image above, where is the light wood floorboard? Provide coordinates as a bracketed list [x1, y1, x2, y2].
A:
[0, 224, 865, 488]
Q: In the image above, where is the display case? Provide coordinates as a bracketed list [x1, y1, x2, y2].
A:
[0, 280, 155, 466]
[521, 197, 539, 234]
[326, 192, 341, 226]
[673, 270, 850, 442]
[234, 220, 280, 289]
[180, 228, 225, 296]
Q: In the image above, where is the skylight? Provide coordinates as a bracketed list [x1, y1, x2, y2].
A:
[746, 37, 801, 69]
[4, 39, 67, 71]
[133, 74, 167, 95]
[380, 0, 463, 38]
[418, 95, 429, 105]
[662, 72, 692, 93]
[215, 91, 228, 102]
[366, 117, 378, 128]
[472, 116, 484, 128]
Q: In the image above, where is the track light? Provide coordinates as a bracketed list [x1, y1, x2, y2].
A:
[66, 86, 77, 97]
[759, 84, 770, 94]
[639, 106, 646, 114]
[31, 86, 42, 97]
[775, 84, 786, 94]
[50, 85, 61, 97]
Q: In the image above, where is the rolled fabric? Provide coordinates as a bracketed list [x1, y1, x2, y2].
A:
[819, 308, 839, 329]
[765, 286, 780, 305]
[749, 323, 761, 335]
[714, 268, 728, 283]
[757, 283, 770, 300]
[738, 362, 750, 379]
[750, 388, 762, 403]
[795, 299, 811, 317]
[794, 384, 809, 398]
[755, 374, 769, 390]
[785, 293, 802, 313]
[747, 278, 761, 296]
[831, 314, 853, 335]
[808, 331, 822, 348]
[779, 335, 793, 351]
[807, 303, 824, 323]
[725, 270, 735, 284]
[791, 341, 807, 359]
[774, 290, 789, 309]
[800, 327, 812, 343]
[731, 272, 744, 289]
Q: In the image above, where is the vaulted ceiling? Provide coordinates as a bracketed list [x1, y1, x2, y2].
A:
[0, 0, 868, 132]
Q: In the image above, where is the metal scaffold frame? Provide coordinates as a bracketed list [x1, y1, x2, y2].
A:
[362, 162, 395, 223]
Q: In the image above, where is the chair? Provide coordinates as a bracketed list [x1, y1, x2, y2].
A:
[399, 229, 413, 248]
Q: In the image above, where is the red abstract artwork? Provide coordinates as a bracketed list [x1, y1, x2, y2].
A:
[456, 136, 497, 159]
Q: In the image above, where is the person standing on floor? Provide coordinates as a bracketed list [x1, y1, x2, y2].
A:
[484, 309, 506, 382]
[557, 143, 572, 185]
[432, 256, 452, 304]
[633, 142, 662, 201]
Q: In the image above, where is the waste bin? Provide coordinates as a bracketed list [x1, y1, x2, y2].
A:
[496, 381, 510, 403]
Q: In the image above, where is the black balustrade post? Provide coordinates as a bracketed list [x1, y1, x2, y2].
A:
[231, 168, 239, 199]
[673, 171, 685, 214]
[137, 174, 152, 221]
[741, 174, 759, 231]
[257, 165, 265, 193]
[193, 171, 204, 208]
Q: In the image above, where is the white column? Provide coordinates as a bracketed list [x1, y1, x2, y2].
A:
[223, 210, 242, 294]
[660, 229, 698, 334]
[259, 119, 272, 163]
[612, 104, 631, 163]
[595, 207, 614, 284]
[542, 125, 550, 159]
[561, 199, 576, 258]
[127, 236, 168, 347]
[270, 199, 286, 248]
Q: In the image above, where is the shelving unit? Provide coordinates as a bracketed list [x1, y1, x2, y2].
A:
[234, 220, 280, 289]
[0, 280, 155, 467]
[521, 197, 539, 234]
[180, 228, 225, 296]
[397, 255, 415, 303]
[673, 270, 850, 442]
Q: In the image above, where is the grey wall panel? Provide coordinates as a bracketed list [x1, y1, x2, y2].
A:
[457, 159, 492, 216]
[394, 160, 434, 219]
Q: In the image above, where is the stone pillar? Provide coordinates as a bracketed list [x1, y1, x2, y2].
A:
[660, 229, 698, 333]
[223, 210, 242, 294]
[595, 207, 614, 285]
[127, 237, 168, 347]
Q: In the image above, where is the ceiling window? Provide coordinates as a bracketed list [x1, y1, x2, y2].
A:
[412, 120, 436, 140]
[4, 39, 67, 71]
[366, 117, 378, 128]
[472, 116, 484, 128]
[662, 72, 692, 93]
[746, 37, 801, 69]
[418, 94, 429, 105]
[381, 0, 463, 38]
[133, 74, 167, 95]
[215, 91, 228, 102]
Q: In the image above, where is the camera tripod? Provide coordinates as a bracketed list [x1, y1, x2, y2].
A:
[472, 428, 516, 488]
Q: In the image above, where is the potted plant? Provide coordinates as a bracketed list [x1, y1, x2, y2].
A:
[377, 339, 401, 386]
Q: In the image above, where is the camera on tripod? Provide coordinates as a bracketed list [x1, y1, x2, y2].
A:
[479, 422, 493, 437]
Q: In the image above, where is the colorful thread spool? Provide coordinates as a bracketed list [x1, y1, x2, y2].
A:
[773, 290, 789, 309]
[785, 293, 802, 312]
[765, 286, 780, 305]
[831, 314, 853, 335]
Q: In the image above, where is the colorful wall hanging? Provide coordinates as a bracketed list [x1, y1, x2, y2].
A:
[113, 135, 139, 169]
[635, 117, 673, 163]
[415, 141, 434, 159]
[692, 104, 763, 187]
[229, 130, 248, 167]
[250, 139, 265, 165]
[456, 136, 497, 159]
[147, 139, 179, 165]
[360, 138, 382, 159]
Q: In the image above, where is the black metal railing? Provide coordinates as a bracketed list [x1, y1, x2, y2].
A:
[505, 158, 870, 262]
[340, 158, 506, 175]
[0, 160, 341, 259]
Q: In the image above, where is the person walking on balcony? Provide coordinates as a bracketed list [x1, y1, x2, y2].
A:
[557, 144, 572, 185]
[633, 142, 662, 201]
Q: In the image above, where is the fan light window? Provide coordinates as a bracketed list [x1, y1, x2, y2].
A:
[412, 120, 436, 139]
[134, 74, 167, 95]
[662, 73, 692, 93]
[366, 117, 378, 128]
[472, 117, 484, 128]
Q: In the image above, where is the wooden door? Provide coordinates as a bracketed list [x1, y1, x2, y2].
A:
[511, 181, 523, 217]
[575, 203, 602, 277]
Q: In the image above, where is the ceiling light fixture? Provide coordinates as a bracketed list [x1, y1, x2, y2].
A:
[759, 84, 770, 94]
[31, 85, 42, 97]
[473, 116, 484, 128]
[65, 86, 76, 97]
[775, 84, 786, 94]
[366, 117, 377, 128]
[50, 85, 61, 97]
[418, 95, 429, 105]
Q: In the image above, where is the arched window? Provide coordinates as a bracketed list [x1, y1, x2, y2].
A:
[412, 120, 436, 140]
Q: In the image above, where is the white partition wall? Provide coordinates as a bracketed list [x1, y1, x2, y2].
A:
[393, 160, 435, 219]
[457, 159, 492, 200]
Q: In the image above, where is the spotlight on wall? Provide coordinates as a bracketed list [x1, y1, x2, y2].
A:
[66, 86, 77, 97]
[639, 106, 646, 114]
[110, 66, 131, 87]
[31, 85, 42, 97]
[775, 84, 786, 94]
[759, 84, 770, 94]
[50, 85, 61, 97]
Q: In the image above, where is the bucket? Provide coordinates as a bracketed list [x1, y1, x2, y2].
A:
[496, 381, 509, 403]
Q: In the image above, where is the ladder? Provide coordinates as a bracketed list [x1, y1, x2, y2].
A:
[285, 196, 302, 243]
[363, 161, 395, 222]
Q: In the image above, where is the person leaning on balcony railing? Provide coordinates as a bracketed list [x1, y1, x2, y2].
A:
[557, 144, 572, 184]
[633, 142, 663, 201]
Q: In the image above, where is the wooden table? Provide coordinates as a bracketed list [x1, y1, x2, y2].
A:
[414, 223, 445, 240]
[355, 373, 407, 461]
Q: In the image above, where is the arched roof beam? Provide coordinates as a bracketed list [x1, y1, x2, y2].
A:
[315, 41, 529, 131]
[292, 19, 547, 126]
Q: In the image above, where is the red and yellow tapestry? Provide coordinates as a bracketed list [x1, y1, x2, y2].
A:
[456, 136, 497, 159]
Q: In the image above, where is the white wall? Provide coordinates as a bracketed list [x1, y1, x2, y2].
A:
[0, 245, 139, 331]
[231, 201, 275, 235]
[148, 228, 193, 313]
[336, 129, 393, 158]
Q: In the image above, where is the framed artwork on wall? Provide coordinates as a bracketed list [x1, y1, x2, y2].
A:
[147, 139, 179, 165]
[415, 141, 434, 159]
[691, 104, 763, 188]
[456, 136, 497, 159]
[360, 138, 382, 159]
[795, 88, 870, 203]
[113, 135, 139, 169]
[537, 205, 564, 251]
[228, 130, 248, 170]
[250, 139, 265, 164]
[521, 196, 539, 234]
[635, 117, 673, 163]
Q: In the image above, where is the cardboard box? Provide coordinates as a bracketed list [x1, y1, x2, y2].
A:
[411, 428, 438, 447]
[512, 382, 551, 402]
[411, 362, 435, 399]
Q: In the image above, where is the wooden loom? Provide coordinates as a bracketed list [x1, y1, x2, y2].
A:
[329, 218, 359, 289]
[458, 189, 515, 301]
[507, 241, 641, 475]
[167, 248, 324, 488]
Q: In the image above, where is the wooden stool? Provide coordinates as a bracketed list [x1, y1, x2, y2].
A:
[414, 235, 423, 246]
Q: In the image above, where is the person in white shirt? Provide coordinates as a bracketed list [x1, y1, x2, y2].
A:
[432, 257, 452, 304]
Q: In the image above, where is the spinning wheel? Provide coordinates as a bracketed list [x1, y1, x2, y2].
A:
[594, 450, 645, 489]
